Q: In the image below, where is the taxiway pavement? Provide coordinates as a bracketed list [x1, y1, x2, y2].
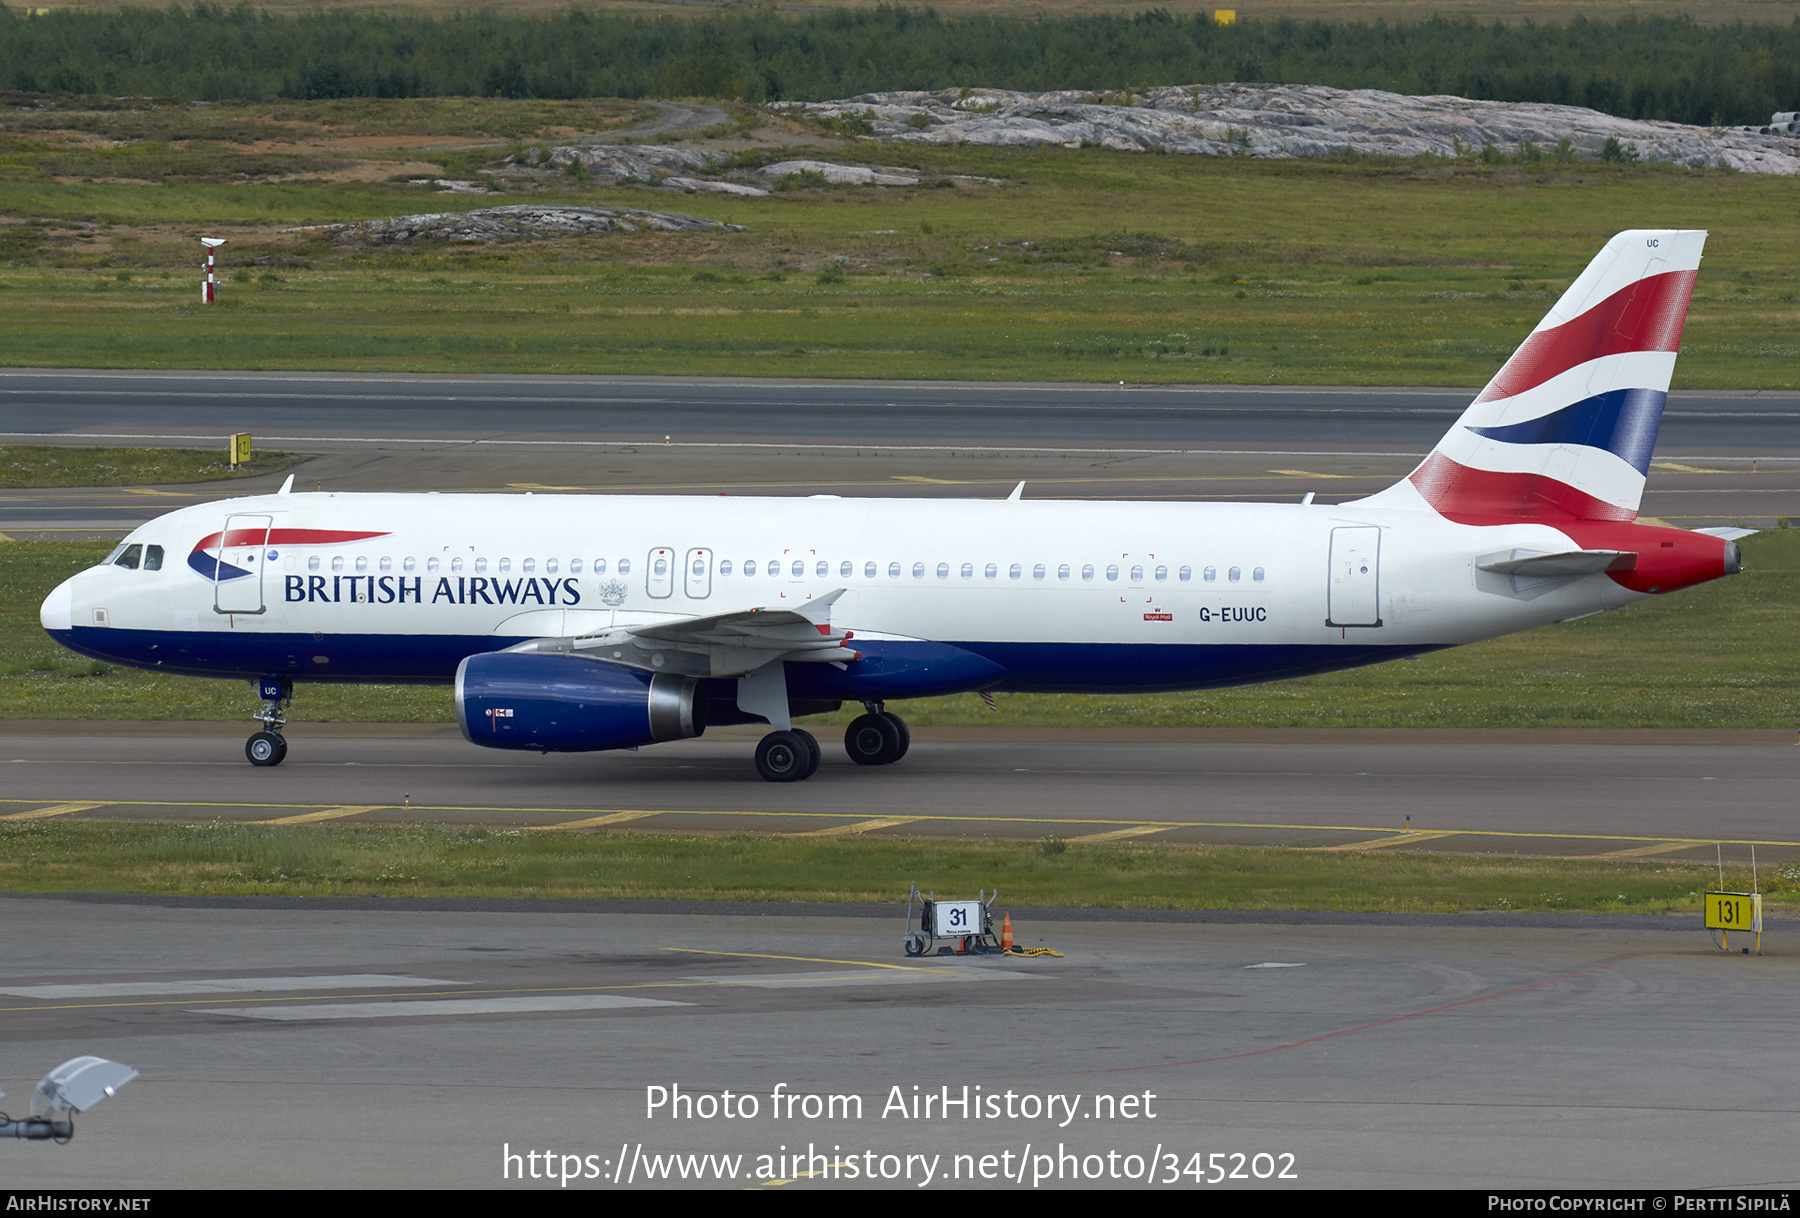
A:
[1, 726, 1792, 861]
[3, 896, 1796, 1190]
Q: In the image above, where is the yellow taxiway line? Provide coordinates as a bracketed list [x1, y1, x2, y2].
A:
[2, 798, 1794, 852]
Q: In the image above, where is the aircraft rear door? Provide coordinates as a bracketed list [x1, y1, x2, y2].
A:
[214, 514, 272, 615]
[1326, 526, 1382, 628]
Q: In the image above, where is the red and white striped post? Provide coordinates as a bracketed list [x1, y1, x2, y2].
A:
[201, 237, 226, 302]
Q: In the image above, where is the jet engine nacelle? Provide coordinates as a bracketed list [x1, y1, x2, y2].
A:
[455, 652, 705, 753]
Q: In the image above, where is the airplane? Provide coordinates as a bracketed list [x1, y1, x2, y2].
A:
[39, 229, 1744, 782]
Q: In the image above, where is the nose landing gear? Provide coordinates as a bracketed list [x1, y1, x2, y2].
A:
[245, 676, 291, 768]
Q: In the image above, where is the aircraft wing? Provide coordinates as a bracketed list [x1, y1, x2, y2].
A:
[501, 589, 859, 678]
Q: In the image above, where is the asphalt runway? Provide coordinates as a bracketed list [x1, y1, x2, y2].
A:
[2, 726, 1793, 861]
[3, 368, 1799, 449]
[3, 371, 1798, 536]
[4, 896, 1797, 1190]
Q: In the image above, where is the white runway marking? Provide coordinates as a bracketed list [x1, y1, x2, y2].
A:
[685, 968, 1042, 989]
[1245, 962, 1308, 969]
[193, 995, 689, 1021]
[0, 974, 464, 999]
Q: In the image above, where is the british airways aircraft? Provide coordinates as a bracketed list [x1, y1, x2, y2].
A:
[39, 230, 1742, 781]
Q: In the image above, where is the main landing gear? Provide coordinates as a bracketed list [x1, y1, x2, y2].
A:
[844, 703, 909, 768]
[752, 703, 911, 782]
[245, 677, 292, 768]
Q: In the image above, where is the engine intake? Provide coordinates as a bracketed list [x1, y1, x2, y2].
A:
[455, 652, 705, 753]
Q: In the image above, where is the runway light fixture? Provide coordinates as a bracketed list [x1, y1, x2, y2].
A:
[2, 1056, 137, 1142]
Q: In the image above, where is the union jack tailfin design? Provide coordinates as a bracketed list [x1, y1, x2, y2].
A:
[1366, 230, 1705, 524]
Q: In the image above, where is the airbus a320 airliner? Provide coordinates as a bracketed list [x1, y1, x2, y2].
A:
[40, 230, 1742, 781]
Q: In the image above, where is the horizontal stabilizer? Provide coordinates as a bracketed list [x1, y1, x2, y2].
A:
[1476, 549, 1637, 577]
[1694, 526, 1758, 541]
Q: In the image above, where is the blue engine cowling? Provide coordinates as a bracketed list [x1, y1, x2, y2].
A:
[455, 652, 705, 753]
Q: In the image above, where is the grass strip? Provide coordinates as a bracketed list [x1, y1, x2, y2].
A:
[0, 445, 304, 488]
[0, 820, 1787, 914]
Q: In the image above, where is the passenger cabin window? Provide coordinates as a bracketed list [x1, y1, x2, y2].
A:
[1154, 566, 1167, 582]
[769, 561, 781, 578]
[1034, 564, 1046, 580]
[1082, 565, 1095, 581]
[653, 555, 668, 577]
[913, 563, 925, 579]
[618, 559, 631, 575]
[1254, 567, 1266, 582]
[1105, 565, 1119, 581]
[474, 558, 488, 574]
[379, 556, 392, 573]
[593, 559, 607, 575]
[355, 556, 368, 573]
[744, 560, 757, 576]
[937, 563, 950, 579]
[426, 557, 439, 573]
[1009, 564, 1021, 580]
[840, 561, 853, 578]
[403, 557, 415, 573]
[1203, 566, 1216, 582]
[332, 556, 344, 572]
[114, 544, 142, 570]
[960, 563, 973, 579]
[451, 557, 464, 573]
[567, 559, 580, 574]
[1130, 565, 1143, 582]
[865, 562, 877, 578]
[720, 560, 734, 576]
[308, 555, 320, 572]
[498, 558, 511, 574]
[523, 558, 535, 574]
[889, 562, 901, 578]
[816, 561, 828, 577]
[1058, 564, 1070, 581]
[1179, 566, 1191, 581]
[1228, 566, 1241, 582]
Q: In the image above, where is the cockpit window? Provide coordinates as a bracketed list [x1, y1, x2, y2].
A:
[143, 545, 164, 571]
[102, 543, 129, 566]
[114, 544, 142, 570]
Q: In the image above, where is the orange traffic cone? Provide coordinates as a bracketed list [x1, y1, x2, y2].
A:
[1001, 912, 1014, 953]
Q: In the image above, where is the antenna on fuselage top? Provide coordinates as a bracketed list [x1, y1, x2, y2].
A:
[278, 475, 294, 495]
[1007, 482, 1025, 502]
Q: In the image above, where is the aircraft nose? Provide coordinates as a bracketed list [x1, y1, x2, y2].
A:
[40, 575, 76, 633]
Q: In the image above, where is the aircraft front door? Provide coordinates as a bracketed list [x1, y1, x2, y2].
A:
[214, 514, 272, 615]
[1327, 526, 1382, 628]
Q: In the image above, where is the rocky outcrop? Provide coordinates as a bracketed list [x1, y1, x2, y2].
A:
[299, 204, 746, 244]
[758, 160, 919, 185]
[775, 84, 1800, 175]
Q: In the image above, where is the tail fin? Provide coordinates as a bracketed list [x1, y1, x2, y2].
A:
[1361, 230, 1705, 524]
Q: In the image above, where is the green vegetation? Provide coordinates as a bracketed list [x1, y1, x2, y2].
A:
[0, 820, 1784, 912]
[2, 133, 1798, 387]
[3, 9, 1798, 124]
[0, 445, 302, 488]
[4, 530, 1797, 726]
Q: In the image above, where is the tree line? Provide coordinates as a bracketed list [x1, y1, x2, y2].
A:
[1, 5, 1796, 126]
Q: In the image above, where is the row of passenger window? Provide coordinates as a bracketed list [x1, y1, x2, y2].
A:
[304, 555, 629, 576]
[715, 559, 1267, 583]
[299, 551, 1269, 584]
